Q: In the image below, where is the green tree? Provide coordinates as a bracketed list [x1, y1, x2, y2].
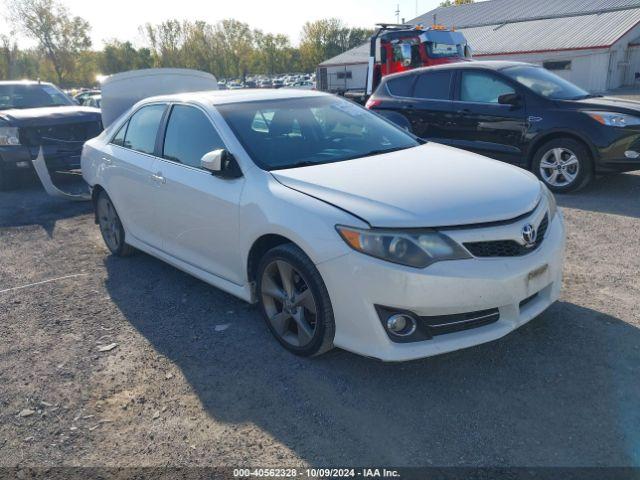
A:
[142, 19, 186, 68]
[99, 40, 153, 75]
[0, 34, 19, 79]
[299, 18, 373, 71]
[8, 0, 91, 85]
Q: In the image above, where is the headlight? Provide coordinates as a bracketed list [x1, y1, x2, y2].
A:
[584, 111, 640, 127]
[541, 183, 557, 220]
[336, 225, 471, 268]
[0, 126, 20, 146]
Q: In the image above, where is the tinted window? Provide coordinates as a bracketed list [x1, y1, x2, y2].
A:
[502, 65, 588, 100]
[0, 83, 72, 110]
[111, 121, 128, 146]
[386, 75, 415, 97]
[123, 104, 165, 154]
[413, 71, 452, 100]
[460, 71, 515, 103]
[163, 105, 226, 168]
[217, 96, 419, 171]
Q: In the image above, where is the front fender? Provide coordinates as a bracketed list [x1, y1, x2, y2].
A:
[239, 175, 365, 280]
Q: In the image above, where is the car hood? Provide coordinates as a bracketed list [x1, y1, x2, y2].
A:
[271, 143, 542, 228]
[0, 106, 101, 127]
[565, 96, 640, 113]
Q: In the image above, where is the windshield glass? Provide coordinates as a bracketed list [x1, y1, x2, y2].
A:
[216, 96, 420, 171]
[427, 42, 463, 59]
[502, 66, 589, 100]
[0, 83, 73, 110]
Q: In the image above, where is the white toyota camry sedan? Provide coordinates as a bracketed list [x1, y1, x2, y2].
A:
[82, 89, 565, 362]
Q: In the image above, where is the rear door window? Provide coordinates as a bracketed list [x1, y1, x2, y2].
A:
[122, 104, 166, 154]
[111, 121, 128, 147]
[413, 71, 453, 100]
[386, 75, 415, 97]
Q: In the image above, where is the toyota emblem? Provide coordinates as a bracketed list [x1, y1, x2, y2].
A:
[522, 223, 537, 248]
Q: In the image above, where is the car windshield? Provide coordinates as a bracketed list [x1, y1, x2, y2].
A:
[216, 96, 420, 171]
[502, 65, 590, 100]
[0, 83, 73, 110]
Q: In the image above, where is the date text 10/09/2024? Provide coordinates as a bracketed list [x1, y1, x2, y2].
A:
[233, 468, 401, 478]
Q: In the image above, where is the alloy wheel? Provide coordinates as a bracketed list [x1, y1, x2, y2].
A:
[539, 147, 580, 188]
[97, 196, 122, 252]
[260, 259, 318, 348]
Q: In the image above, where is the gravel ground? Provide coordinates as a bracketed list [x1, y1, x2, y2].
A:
[0, 173, 639, 468]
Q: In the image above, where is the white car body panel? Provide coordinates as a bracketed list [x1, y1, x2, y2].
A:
[82, 88, 566, 362]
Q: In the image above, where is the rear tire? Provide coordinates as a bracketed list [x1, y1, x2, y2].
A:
[96, 190, 135, 257]
[256, 243, 335, 357]
[532, 138, 593, 193]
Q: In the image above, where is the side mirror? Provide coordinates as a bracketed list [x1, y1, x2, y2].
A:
[498, 93, 521, 106]
[200, 149, 242, 179]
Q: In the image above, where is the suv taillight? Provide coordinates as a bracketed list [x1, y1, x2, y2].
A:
[365, 98, 382, 109]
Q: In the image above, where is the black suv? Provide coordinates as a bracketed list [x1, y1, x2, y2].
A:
[0, 81, 102, 190]
[367, 61, 640, 192]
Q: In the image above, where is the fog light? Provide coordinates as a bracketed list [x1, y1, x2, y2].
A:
[625, 150, 640, 159]
[386, 314, 417, 337]
[16, 161, 30, 168]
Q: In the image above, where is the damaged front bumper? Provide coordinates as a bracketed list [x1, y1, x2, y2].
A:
[0, 144, 90, 200]
[31, 147, 90, 201]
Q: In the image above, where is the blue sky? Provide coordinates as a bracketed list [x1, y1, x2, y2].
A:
[2, 0, 445, 47]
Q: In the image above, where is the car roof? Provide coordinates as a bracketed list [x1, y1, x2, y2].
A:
[383, 60, 538, 82]
[140, 88, 327, 106]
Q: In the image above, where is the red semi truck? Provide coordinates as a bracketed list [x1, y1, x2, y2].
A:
[317, 22, 472, 101]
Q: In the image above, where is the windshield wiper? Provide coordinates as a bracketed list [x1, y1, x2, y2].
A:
[343, 145, 415, 161]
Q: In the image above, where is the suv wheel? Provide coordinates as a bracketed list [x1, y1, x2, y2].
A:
[256, 244, 335, 357]
[96, 190, 135, 256]
[532, 138, 593, 193]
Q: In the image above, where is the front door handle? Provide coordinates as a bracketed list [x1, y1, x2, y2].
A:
[151, 172, 166, 184]
[102, 157, 112, 165]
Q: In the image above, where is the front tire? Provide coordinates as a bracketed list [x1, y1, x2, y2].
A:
[532, 138, 593, 193]
[256, 244, 335, 357]
[96, 190, 135, 257]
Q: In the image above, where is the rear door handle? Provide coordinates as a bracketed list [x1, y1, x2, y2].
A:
[102, 156, 112, 165]
[151, 172, 166, 184]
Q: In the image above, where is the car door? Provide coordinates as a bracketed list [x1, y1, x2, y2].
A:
[402, 69, 455, 141]
[103, 103, 167, 249]
[153, 103, 245, 284]
[449, 70, 527, 163]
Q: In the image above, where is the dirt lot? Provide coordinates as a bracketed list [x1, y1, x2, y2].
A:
[0, 173, 639, 468]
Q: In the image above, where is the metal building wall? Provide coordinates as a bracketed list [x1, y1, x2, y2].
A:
[478, 49, 612, 92]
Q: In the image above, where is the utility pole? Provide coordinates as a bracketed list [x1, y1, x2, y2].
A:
[416, 0, 419, 17]
[395, 4, 400, 23]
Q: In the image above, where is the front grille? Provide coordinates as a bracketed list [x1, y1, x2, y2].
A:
[464, 215, 549, 258]
[20, 121, 102, 147]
